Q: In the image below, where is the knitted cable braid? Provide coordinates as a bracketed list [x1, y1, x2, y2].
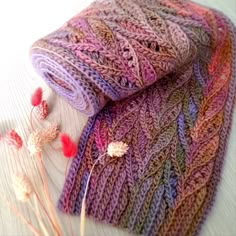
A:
[30, 0, 236, 235]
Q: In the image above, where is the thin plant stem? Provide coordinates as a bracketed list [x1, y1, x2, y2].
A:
[37, 153, 62, 236]
[0, 193, 41, 236]
[30, 107, 35, 131]
[49, 144, 61, 152]
[34, 190, 58, 234]
[80, 153, 106, 236]
[28, 195, 50, 236]
[14, 144, 58, 235]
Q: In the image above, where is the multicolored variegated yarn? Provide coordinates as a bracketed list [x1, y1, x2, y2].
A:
[30, 0, 236, 235]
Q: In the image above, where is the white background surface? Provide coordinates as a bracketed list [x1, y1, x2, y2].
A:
[0, 0, 235, 235]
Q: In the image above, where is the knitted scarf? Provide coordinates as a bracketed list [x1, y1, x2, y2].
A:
[30, 0, 236, 235]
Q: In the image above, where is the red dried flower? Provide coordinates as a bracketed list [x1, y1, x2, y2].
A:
[60, 134, 77, 158]
[5, 130, 23, 149]
[37, 100, 48, 119]
[31, 87, 43, 107]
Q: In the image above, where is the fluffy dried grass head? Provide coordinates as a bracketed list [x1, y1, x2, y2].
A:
[107, 141, 129, 157]
[12, 174, 33, 201]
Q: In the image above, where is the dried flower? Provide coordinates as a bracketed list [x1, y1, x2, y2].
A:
[60, 133, 77, 158]
[27, 125, 59, 156]
[5, 130, 23, 149]
[107, 141, 129, 157]
[27, 130, 43, 156]
[41, 123, 59, 143]
[12, 174, 33, 201]
[37, 100, 48, 119]
[31, 87, 43, 107]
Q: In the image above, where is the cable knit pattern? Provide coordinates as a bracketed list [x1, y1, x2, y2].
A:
[30, 0, 236, 235]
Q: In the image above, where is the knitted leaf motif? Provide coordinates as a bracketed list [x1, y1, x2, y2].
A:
[182, 161, 214, 197]
[200, 87, 228, 120]
[138, 53, 157, 86]
[159, 103, 182, 128]
[96, 160, 124, 220]
[173, 140, 186, 175]
[88, 19, 115, 46]
[116, 34, 141, 85]
[150, 122, 176, 154]
[133, 175, 163, 232]
[93, 115, 108, 152]
[141, 185, 165, 234]
[113, 111, 139, 141]
[160, 187, 206, 235]
[191, 111, 223, 142]
[163, 160, 177, 208]
[166, 85, 186, 109]
[167, 20, 190, 62]
[141, 148, 167, 180]
[186, 135, 219, 168]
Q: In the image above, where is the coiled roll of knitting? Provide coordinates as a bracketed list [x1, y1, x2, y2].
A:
[30, 0, 236, 235]
[30, 0, 211, 116]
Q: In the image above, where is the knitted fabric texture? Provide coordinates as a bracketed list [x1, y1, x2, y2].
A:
[30, 0, 236, 235]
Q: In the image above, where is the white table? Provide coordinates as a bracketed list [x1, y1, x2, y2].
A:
[0, 0, 235, 235]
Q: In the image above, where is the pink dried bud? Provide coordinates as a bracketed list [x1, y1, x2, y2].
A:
[31, 87, 43, 107]
[60, 133, 77, 158]
[5, 130, 23, 149]
[37, 100, 48, 120]
[107, 141, 129, 157]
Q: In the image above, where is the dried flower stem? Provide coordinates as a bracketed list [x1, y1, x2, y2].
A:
[80, 153, 106, 236]
[28, 195, 50, 236]
[30, 107, 35, 131]
[37, 153, 62, 236]
[0, 192, 41, 236]
[34, 190, 58, 233]
[13, 147, 57, 234]
[67, 205, 74, 236]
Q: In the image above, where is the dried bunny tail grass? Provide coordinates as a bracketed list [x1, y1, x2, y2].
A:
[25, 121, 61, 235]
[0, 192, 41, 236]
[41, 124, 59, 143]
[60, 133, 77, 158]
[107, 141, 129, 157]
[5, 130, 23, 150]
[31, 87, 43, 107]
[27, 130, 43, 156]
[12, 174, 51, 235]
[27, 124, 59, 156]
[34, 150, 62, 236]
[12, 173, 33, 201]
[37, 100, 48, 120]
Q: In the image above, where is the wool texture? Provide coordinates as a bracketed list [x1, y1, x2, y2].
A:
[30, 0, 236, 235]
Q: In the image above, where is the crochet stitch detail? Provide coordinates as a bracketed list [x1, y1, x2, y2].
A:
[30, 0, 236, 235]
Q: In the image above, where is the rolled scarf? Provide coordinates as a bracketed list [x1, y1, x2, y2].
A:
[30, 0, 236, 235]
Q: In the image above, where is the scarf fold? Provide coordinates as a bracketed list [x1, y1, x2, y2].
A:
[30, 0, 236, 235]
